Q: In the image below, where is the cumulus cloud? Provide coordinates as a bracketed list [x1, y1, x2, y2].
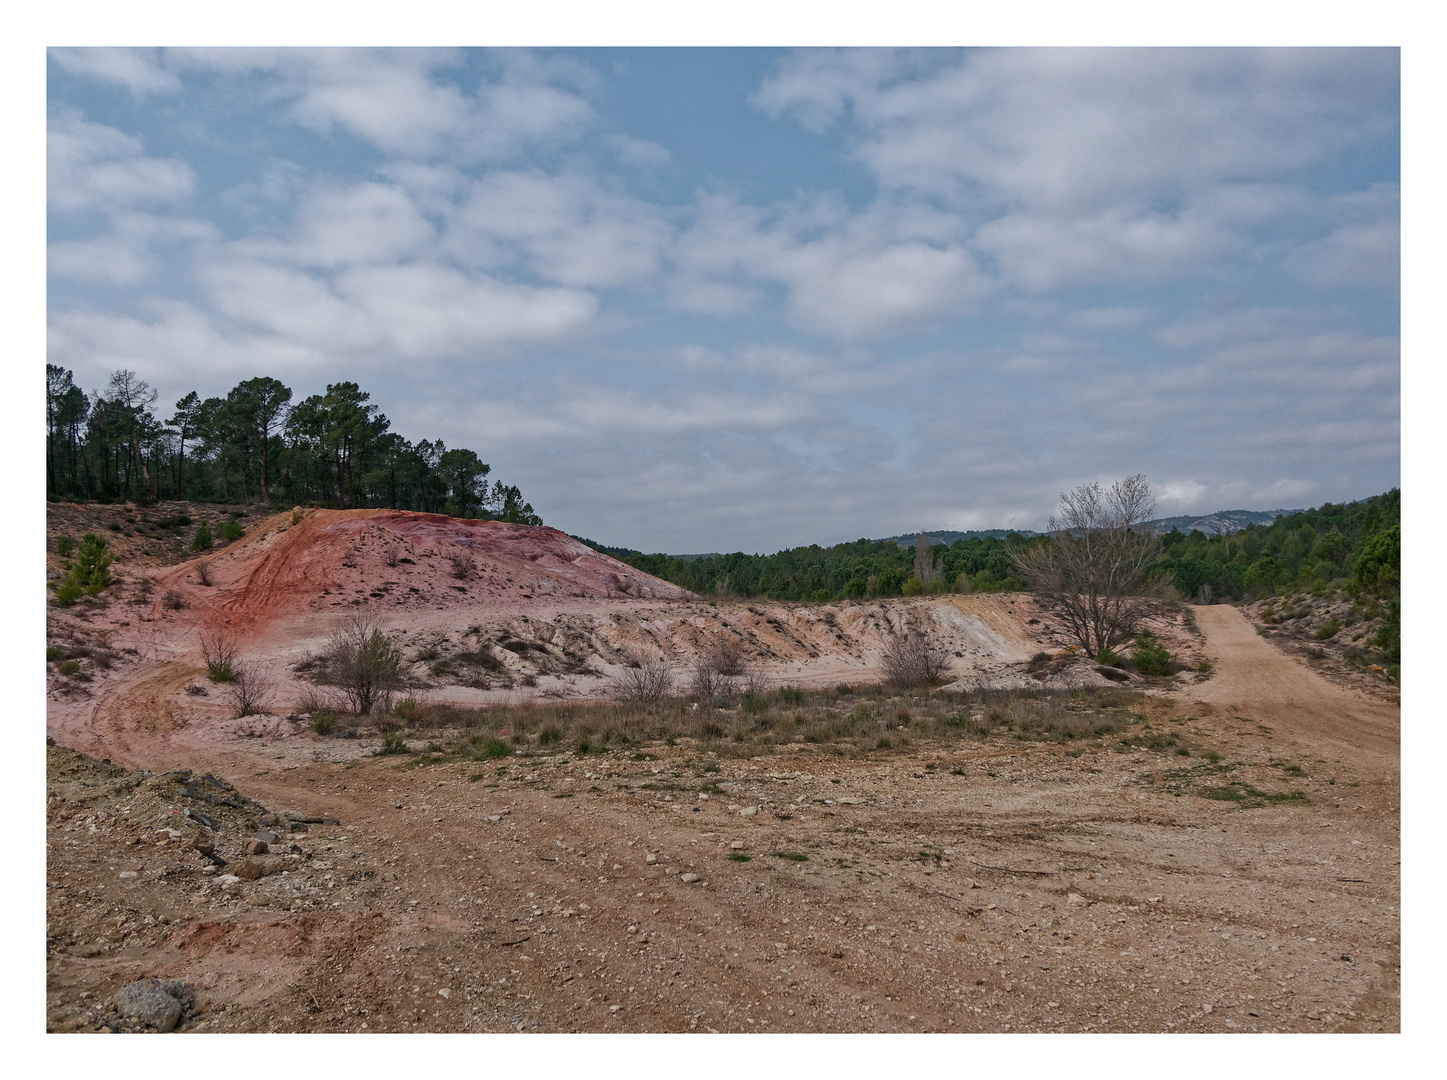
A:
[48, 113, 195, 213]
[756, 48, 1398, 293]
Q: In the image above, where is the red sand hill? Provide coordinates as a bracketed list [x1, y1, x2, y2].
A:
[147, 508, 691, 637]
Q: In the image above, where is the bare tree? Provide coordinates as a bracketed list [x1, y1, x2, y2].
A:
[1010, 475, 1169, 658]
[879, 626, 952, 687]
[612, 655, 674, 703]
[325, 615, 404, 714]
[914, 532, 942, 592]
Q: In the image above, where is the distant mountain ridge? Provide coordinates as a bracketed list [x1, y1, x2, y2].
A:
[880, 508, 1305, 546]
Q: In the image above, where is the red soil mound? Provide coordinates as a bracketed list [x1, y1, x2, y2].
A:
[149, 508, 690, 637]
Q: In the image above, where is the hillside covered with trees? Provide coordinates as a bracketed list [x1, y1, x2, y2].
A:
[605, 490, 1400, 615]
[45, 367, 540, 524]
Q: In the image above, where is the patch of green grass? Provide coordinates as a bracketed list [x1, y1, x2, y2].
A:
[468, 773, 486, 782]
[311, 711, 337, 736]
[777, 686, 805, 705]
[461, 736, 514, 761]
[728, 853, 751, 862]
[46, 646, 64, 662]
[553, 792, 575, 799]
[771, 851, 808, 862]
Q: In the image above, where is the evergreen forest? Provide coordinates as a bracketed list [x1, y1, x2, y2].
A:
[45, 366, 541, 524]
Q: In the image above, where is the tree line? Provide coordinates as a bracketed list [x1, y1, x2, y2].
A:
[605, 533, 1033, 602]
[599, 487, 1400, 613]
[45, 366, 541, 524]
[1156, 489, 1399, 603]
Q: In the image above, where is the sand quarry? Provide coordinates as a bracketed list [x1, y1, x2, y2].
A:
[45, 507, 1399, 1033]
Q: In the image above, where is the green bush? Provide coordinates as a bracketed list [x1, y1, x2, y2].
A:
[312, 711, 337, 735]
[46, 646, 64, 662]
[901, 576, 925, 597]
[220, 516, 244, 542]
[55, 573, 84, 606]
[776, 686, 804, 705]
[191, 522, 213, 551]
[1129, 632, 1173, 676]
[463, 736, 513, 761]
[74, 534, 113, 595]
[376, 731, 409, 755]
[55, 535, 74, 557]
[1097, 648, 1122, 667]
[741, 692, 766, 714]
[1314, 618, 1341, 640]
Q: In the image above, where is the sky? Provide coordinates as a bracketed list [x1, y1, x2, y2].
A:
[46, 46, 1400, 554]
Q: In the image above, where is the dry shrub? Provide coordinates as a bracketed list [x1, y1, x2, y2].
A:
[879, 627, 951, 687]
[612, 655, 674, 703]
[225, 667, 269, 718]
[449, 550, 476, 579]
[691, 638, 765, 697]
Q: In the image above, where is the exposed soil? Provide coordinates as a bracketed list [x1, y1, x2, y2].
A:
[45, 505, 1399, 1033]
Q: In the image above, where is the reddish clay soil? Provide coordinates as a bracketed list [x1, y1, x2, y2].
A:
[45, 507, 1399, 1033]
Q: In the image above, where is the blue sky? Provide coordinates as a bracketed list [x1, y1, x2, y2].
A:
[46, 47, 1400, 553]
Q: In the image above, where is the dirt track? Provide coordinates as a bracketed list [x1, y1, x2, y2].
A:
[46, 599, 1399, 1033]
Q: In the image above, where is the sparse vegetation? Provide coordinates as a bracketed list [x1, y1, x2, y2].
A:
[879, 626, 951, 687]
[321, 615, 404, 715]
[612, 655, 675, 703]
[200, 632, 238, 683]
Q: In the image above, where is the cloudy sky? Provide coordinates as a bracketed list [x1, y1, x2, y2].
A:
[46, 47, 1399, 553]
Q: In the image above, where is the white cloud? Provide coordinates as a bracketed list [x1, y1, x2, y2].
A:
[49, 213, 215, 285]
[49, 48, 181, 97]
[756, 48, 1398, 292]
[447, 172, 672, 288]
[168, 48, 596, 161]
[48, 113, 194, 214]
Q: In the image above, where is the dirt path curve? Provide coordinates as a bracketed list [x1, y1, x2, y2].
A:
[1191, 605, 1399, 772]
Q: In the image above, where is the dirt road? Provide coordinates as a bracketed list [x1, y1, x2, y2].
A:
[1192, 605, 1399, 766]
[47, 604, 1399, 1033]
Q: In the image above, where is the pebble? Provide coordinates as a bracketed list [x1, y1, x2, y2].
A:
[680, 873, 700, 883]
[836, 797, 862, 805]
[1067, 893, 1087, 905]
[243, 838, 269, 856]
[645, 854, 658, 864]
[730, 841, 746, 850]
[738, 807, 757, 817]
[437, 988, 451, 999]
[118, 871, 138, 879]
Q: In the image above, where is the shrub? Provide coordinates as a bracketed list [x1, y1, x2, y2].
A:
[58, 659, 82, 677]
[901, 576, 925, 597]
[879, 627, 951, 687]
[1314, 618, 1341, 640]
[741, 692, 766, 715]
[449, 550, 476, 579]
[200, 633, 238, 682]
[191, 522, 213, 551]
[376, 731, 409, 755]
[326, 615, 404, 715]
[55, 573, 84, 606]
[462, 736, 513, 761]
[225, 668, 268, 717]
[46, 646, 64, 662]
[1128, 632, 1174, 676]
[70, 533, 113, 596]
[612, 656, 674, 703]
[312, 711, 337, 736]
[162, 590, 186, 610]
[777, 685, 805, 705]
[220, 516, 244, 542]
[55, 535, 74, 557]
[538, 725, 563, 746]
